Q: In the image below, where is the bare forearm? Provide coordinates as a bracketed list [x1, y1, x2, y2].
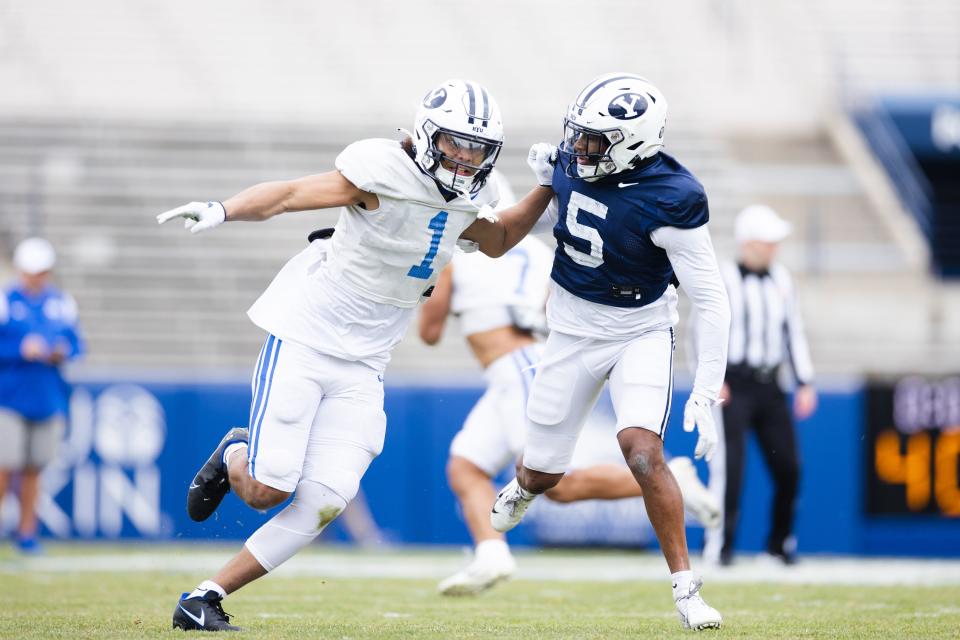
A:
[470, 186, 553, 257]
[222, 181, 295, 222]
[499, 186, 555, 253]
[222, 171, 372, 222]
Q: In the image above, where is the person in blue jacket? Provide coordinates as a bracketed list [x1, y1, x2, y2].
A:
[0, 237, 84, 553]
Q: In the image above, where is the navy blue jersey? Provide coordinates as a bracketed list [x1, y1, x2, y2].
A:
[549, 151, 709, 308]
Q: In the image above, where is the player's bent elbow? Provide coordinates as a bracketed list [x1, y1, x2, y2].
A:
[479, 243, 507, 259]
[418, 323, 443, 345]
[420, 330, 441, 346]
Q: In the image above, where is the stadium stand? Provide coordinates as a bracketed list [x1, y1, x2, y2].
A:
[0, 0, 958, 375]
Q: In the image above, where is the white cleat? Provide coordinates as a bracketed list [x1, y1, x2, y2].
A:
[669, 457, 721, 530]
[490, 478, 536, 533]
[438, 555, 516, 596]
[675, 578, 722, 631]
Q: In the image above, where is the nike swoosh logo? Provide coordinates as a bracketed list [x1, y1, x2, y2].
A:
[189, 483, 200, 490]
[618, 182, 638, 188]
[178, 603, 205, 627]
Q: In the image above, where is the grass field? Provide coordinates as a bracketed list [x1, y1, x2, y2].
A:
[2, 545, 959, 639]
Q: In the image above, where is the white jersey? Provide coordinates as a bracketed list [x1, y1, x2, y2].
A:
[248, 138, 498, 371]
[451, 236, 553, 336]
[329, 138, 497, 307]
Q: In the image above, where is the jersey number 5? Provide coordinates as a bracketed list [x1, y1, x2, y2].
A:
[562, 192, 607, 268]
[408, 211, 449, 280]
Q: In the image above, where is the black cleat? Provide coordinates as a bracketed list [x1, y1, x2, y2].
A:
[187, 427, 248, 522]
[173, 590, 241, 632]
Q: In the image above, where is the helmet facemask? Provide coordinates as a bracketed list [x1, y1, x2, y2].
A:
[418, 121, 501, 195]
[559, 119, 625, 181]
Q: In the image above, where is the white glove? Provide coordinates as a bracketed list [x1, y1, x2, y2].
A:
[156, 201, 226, 234]
[475, 204, 499, 224]
[683, 392, 718, 462]
[527, 143, 558, 187]
[456, 238, 480, 253]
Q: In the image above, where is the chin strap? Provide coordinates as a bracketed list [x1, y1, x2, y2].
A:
[397, 128, 499, 224]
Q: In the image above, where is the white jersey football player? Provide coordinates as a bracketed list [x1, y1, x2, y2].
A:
[420, 174, 719, 596]
[490, 73, 730, 630]
[156, 79, 555, 632]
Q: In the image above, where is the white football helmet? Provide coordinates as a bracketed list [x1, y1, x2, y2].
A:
[412, 79, 504, 195]
[559, 73, 668, 181]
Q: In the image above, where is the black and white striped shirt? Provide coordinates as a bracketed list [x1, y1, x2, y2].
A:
[720, 260, 814, 385]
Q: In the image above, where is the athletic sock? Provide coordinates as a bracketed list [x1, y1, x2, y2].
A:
[189, 580, 227, 600]
[475, 538, 511, 563]
[671, 570, 694, 600]
[222, 443, 247, 468]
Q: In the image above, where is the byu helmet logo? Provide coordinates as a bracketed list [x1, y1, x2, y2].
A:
[608, 93, 648, 120]
[423, 87, 448, 109]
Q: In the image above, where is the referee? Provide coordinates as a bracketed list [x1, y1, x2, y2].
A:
[702, 205, 817, 566]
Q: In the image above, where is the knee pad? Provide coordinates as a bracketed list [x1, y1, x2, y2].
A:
[523, 425, 579, 474]
[309, 467, 362, 505]
[245, 479, 347, 572]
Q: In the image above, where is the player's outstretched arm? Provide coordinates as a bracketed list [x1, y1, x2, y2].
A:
[459, 143, 557, 257]
[460, 185, 554, 258]
[156, 171, 377, 233]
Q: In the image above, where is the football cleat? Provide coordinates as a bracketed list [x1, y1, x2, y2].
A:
[187, 427, 248, 522]
[172, 590, 240, 632]
[675, 578, 722, 631]
[438, 554, 516, 596]
[490, 478, 537, 533]
[668, 457, 721, 529]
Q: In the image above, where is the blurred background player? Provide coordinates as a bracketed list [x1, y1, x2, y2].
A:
[156, 79, 556, 631]
[420, 172, 719, 596]
[701, 204, 817, 567]
[0, 238, 84, 554]
[490, 73, 730, 630]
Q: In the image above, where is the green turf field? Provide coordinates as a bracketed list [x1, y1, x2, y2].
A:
[1, 547, 959, 639]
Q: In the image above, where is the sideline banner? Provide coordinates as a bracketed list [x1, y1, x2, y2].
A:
[8, 378, 956, 555]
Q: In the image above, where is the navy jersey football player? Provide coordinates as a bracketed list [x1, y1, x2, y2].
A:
[491, 73, 730, 631]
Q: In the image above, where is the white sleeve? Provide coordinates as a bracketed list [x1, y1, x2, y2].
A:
[529, 195, 559, 235]
[0, 293, 7, 324]
[771, 264, 815, 385]
[651, 224, 730, 401]
[334, 139, 413, 201]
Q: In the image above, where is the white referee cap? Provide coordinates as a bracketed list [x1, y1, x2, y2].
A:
[13, 237, 57, 274]
[734, 204, 792, 244]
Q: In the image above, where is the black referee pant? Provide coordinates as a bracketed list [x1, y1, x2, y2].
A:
[721, 370, 800, 558]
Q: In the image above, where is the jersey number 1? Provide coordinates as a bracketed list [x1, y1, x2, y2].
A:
[408, 211, 449, 280]
[563, 192, 607, 268]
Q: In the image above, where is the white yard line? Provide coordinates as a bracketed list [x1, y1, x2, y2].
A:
[3, 547, 959, 586]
